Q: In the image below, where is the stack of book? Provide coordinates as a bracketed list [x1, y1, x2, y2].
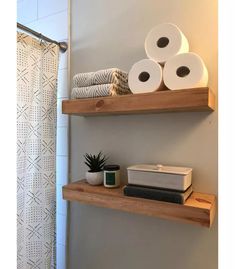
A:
[123, 164, 193, 204]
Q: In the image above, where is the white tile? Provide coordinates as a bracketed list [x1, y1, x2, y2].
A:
[59, 48, 68, 70]
[27, 11, 68, 41]
[56, 185, 67, 215]
[57, 99, 69, 127]
[56, 213, 67, 245]
[57, 69, 69, 98]
[17, 0, 37, 24]
[56, 156, 69, 185]
[38, 0, 68, 19]
[56, 243, 66, 269]
[56, 127, 68, 156]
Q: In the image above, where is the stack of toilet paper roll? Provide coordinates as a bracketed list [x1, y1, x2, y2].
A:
[128, 23, 208, 93]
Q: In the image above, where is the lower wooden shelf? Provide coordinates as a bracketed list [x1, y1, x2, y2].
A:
[63, 180, 216, 228]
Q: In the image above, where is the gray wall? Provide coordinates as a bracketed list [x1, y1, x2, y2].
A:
[69, 0, 218, 268]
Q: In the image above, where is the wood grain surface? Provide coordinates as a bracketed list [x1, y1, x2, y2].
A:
[63, 180, 216, 227]
[62, 88, 215, 116]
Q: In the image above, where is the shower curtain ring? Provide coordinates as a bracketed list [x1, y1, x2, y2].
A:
[39, 33, 43, 45]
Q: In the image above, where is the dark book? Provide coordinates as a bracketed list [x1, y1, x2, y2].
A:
[123, 184, 193, 204]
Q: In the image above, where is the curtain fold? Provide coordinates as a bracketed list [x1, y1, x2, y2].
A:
[17, 32, 59, 269]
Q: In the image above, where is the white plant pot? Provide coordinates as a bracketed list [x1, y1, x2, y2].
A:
[86, 171, 104, 185]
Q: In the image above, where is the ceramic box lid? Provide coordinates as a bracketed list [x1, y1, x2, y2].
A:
[127, 164, 192, 175]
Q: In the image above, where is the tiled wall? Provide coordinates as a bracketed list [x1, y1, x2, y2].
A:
[17, 1, 69, 268]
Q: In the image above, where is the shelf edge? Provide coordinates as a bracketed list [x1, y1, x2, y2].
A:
[62, 183, 216, 228]
[62, 88, 215, 116]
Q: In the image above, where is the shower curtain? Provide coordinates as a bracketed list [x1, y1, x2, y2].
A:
[17, 32, 59, 269]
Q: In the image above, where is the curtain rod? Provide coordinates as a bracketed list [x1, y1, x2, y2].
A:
[17, 22, 68, 53]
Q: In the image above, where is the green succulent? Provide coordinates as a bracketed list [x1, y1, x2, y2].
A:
[84, 151, 108, 172]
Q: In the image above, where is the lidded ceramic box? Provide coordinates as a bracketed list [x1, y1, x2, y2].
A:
[127, 164, 192, 191]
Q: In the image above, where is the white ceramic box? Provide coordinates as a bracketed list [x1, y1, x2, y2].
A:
[127, 164, 192, 191]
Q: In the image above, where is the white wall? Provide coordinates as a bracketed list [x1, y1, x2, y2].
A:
[17, 1, 69, 268]
[69, 0, 218, 268]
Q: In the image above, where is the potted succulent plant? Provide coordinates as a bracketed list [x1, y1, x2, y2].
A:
[84, 151, 108, 185]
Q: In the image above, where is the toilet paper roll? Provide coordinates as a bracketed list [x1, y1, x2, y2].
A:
[163, 52, 208, 90]
[145, 23, 189, 64]
[128, 59, 164, 94]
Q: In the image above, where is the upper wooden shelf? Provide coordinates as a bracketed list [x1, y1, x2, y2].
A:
[62, 87, 215, 116]
[62, 180, 216, 228]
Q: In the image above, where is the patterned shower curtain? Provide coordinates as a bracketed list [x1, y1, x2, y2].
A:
[17, 32, 59, 269]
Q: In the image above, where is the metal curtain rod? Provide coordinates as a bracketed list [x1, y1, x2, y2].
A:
[17, 22, 68, 53]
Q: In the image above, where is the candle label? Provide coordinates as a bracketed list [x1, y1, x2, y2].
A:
[106, 172, 115, 185]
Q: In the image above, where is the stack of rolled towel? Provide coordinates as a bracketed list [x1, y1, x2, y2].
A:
[71, 68, 132, 99]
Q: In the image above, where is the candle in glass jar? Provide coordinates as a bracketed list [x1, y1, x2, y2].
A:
[103, 165, 120, 188]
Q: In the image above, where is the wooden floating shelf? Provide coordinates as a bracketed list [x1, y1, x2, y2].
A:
[62, 88, 215, 116]
[63, 180, 216, 228]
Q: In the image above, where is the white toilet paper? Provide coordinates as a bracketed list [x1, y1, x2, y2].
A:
[145, 23, 189, 64]
[163, 52, 208, 90]
[128, 59, 164, 94]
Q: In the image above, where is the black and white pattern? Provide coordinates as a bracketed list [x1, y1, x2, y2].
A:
[73, 68, 129, 88]
[71, 83, 132, 99]
[17, 32, 59, 269]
